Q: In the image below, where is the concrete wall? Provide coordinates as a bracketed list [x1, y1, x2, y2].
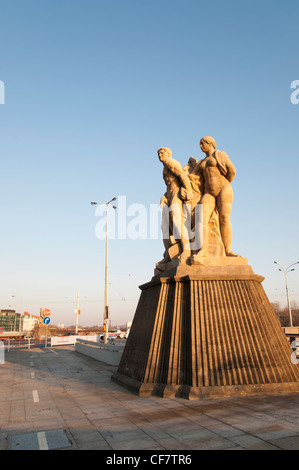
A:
[75, 339, 124, 366]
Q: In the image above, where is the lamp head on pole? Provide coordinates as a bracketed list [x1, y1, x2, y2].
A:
[108, 197, 117, 204]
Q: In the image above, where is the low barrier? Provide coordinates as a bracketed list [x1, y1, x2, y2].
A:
[75, 338, 125, 366]
[50, 334, 100, 346]
[0, 335, 100, 350]
[1, 337, 50, 350]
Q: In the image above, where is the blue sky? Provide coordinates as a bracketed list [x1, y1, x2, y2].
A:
[0, 0, 298, 326]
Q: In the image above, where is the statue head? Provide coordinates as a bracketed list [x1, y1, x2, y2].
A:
[158, 147, 172, 162]
[188, 156, 197, 165]
[200, 136, 217, 153]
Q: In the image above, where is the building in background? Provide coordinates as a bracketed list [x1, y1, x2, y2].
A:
[22, 312, 40, 333]
[0, 309, 40, 335]
[0, 309, 23, 332]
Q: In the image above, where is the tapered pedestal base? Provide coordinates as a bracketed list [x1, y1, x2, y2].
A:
[112, 264, 299, 399]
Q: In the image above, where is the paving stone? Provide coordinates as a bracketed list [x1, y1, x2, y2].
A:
[229, 434, 280, 450]
[1, 346, 299, 451]
[109, 436, 160, 450]
[9, 429, 72, 450]
[0, 432, 8, 450]
[268, 435, 299, 450]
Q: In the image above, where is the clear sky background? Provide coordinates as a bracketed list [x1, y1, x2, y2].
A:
[0, 0, 298, 327]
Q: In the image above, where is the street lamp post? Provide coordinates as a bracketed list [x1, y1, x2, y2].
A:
[91, 197, 117, 343]
[75, 291, 80, 334]
[274, 261, 299, 327]
[11, 295, 23, 314]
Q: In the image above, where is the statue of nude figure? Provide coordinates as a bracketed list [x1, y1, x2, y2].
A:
[191, 136, 239, 259]
[157, 147, 193, 264]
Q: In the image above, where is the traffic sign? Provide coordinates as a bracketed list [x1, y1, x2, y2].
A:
[44, 309, 51, 316]
[43, 317, 50, 325]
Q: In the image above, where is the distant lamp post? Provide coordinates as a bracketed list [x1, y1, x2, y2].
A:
[11, 295, 23, 314]
[274, 261, 299, 327]
[91, 197, 117, 343]
[75, 291, 80, 334]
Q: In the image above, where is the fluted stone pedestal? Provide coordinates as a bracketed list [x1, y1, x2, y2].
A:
[112, 260, 299, 399]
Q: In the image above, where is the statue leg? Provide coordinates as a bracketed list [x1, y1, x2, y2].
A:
[157, 205, 176, 264]
[157, 201, 187, 265]
[169, 200, 189, 254]
[217, 185, 238, 256]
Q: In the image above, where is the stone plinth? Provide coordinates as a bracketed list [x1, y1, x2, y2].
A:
[112, 263, 299, 399]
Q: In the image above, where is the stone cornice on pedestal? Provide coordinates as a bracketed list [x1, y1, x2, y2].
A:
[141, 261, 264, 290]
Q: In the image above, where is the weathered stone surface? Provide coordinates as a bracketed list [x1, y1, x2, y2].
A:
[112, 265, 299, 399]
[156, 137, 239, 271]
[112, 138, 299, 399]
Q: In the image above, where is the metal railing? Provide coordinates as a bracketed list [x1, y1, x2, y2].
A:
[2, 337, 51, 350]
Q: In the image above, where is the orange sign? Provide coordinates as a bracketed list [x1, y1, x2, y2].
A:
[44, 309, 51, 316]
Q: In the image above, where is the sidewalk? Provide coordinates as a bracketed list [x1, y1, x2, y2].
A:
[1, 345, 299, 450]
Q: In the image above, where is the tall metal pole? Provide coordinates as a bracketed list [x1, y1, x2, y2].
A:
[284, 271, 293, 327]
[104, 204, 109, 344]
[91, 198, 117, 344]
[75, 291, 79, 334]
[12, 295, 23, 314]
[274, 261, 299, 328]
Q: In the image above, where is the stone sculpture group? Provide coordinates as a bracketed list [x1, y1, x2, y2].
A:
[157, 136, 239, 271]
[112, 135, 299, 400]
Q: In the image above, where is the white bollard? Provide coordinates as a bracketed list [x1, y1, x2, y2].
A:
[0, 341, 5, 364]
